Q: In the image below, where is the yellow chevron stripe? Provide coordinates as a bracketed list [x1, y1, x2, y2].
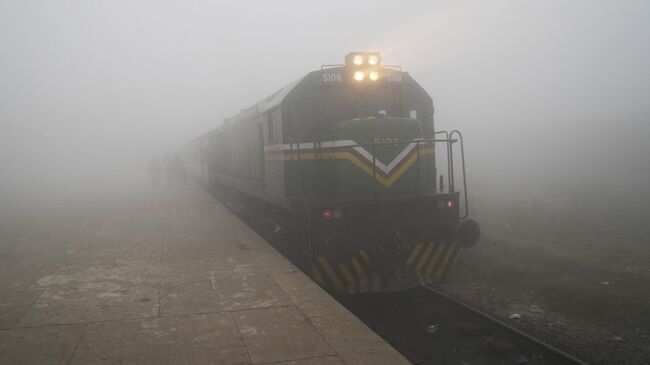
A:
[446, 248, 460, 276]
[266, 146, 434, 161]
[333, 152, 392, 186]
[350, 257, 366, 277]
[267, 147, 434, 188]
[431, 243, 453, 279]
[338, 263, 356, 293]
[440, 246, 461, 281]
[384, 152, 418, 187]
[425, 242, 448, 276]
[350, 257, 367, 292]
[311, 264, 326, 286]
[406, 243, 424, 268]
[359, 250, 371, 265]
[415, 243, 435, 274]
[451, 250, 462, 267]
[435, 244, 459, 280]
[317, 256, 344, 292]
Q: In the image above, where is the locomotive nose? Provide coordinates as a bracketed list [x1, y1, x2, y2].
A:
[455, 218, 480, 248]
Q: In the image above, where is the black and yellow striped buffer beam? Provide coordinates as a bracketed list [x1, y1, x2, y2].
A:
[310, 242, 461, 294]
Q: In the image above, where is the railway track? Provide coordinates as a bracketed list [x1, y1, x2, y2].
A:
[220, 193, 591, 364]
[338, 286, 591, 365]
[422, 285, 590, 365]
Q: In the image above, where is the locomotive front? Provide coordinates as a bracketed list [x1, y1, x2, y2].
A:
[276, 52, 481, 293]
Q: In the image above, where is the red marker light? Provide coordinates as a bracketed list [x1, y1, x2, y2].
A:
[447, 200, 454, 208]
[322, 210, 333, 220]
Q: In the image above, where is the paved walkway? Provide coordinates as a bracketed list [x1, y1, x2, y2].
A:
[0, 187, 410, 364]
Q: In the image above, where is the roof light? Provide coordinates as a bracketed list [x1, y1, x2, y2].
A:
[345, 52, 381, 67]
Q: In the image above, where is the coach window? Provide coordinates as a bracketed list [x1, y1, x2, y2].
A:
[266, 113, 275, 143]
[410, 110, 417, 120]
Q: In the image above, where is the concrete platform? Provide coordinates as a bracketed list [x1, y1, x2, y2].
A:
[0, 187, 410, 364]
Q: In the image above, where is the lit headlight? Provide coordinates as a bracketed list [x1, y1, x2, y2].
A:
[353, 71, 365, 81]
[352, 55, 364, 65]
[369, 71, 379, 81]
[367, 55, 380, 66]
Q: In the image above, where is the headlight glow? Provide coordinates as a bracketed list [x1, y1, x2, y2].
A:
[367, 55, 380, 66]
[352, 55, 364, 65]
[353, 71, 365, 81]
[369, 71, 379, 81]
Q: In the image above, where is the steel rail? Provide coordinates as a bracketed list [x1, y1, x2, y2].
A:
[424, 285, 591, 365]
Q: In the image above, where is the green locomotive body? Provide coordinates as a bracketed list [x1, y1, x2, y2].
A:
[185, 52, 479, 293]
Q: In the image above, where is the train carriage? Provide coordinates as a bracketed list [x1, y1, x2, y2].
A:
[184, 52, 480, 294]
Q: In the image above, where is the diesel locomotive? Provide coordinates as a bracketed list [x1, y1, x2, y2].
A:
[183, 52, 480, 294]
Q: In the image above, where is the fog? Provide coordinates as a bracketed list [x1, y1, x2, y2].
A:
[1, 0, 649, 221]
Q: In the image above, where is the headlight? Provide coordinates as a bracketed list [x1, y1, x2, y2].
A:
[369, 71, 379, 81]
[367, 55, 380, 66]
[352, 55, 364, 65]
[353, 71, 365, 81]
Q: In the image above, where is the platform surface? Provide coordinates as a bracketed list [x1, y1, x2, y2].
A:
[0, 186, 410, 364]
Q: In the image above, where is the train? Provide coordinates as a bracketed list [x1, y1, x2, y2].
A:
[183, 52, 480, 294]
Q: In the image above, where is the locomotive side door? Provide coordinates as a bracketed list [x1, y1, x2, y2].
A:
[263, 108, 286, 197]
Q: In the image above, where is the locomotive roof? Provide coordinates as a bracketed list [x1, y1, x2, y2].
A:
[257, 76, 305, 114]
[222, 65, 426, 128]
[226, 74, 307, 122]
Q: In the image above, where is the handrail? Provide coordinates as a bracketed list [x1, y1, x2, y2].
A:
[434, 131, 452, 192]
[449, 130, 469, 219]
[372, 143, 377, 197]
[321, 64, 344, 70]
[382, 65, 402, 71]
[416, 141, 421, 194]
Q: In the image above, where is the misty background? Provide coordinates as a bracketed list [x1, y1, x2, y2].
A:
[1, 0, 649, 237]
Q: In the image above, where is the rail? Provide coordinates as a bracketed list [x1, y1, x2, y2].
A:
[425, 285, 591, 365]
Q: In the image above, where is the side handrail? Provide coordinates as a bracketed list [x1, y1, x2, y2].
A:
[449, 130, 469, 219]
[416, 140, 420, 193]
[434, 131, 452, 191]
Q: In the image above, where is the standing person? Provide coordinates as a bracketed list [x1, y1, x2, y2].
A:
[148, 155, 162, 189]
[173, 154, 187, 186]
